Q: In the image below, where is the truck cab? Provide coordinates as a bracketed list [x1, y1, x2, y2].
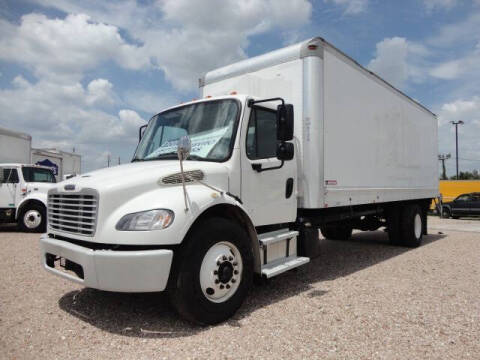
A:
[40, 95, 303, 324]
[0, 163, 56, 232]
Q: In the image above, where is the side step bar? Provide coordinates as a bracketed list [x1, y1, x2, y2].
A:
[258, 228, 310, 278]
[261, 256, 310, 278]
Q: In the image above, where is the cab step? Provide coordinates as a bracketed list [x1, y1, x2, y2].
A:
[258, 229, 299, 246]
[261, 256, 310, 278]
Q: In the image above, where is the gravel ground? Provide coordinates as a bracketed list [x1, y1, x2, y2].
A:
[1, 217, 479, 359]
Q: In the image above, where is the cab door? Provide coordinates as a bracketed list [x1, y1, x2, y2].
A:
[451, 194, 471, 216]
[240, 105, 297, 226]
[0, 167, 20, 209]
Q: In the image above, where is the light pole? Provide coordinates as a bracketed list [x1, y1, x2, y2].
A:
[450, 120, 464, 180]
[438, 153, 451, 180]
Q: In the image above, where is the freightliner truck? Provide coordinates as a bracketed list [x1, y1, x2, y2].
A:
[40, 37, 438, 324]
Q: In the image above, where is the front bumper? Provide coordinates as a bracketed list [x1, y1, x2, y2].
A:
[40, 234, 173, 292]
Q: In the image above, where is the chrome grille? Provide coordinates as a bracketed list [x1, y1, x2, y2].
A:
[48, 190, 98, 236]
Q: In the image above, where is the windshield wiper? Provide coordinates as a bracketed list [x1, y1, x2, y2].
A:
[186, 154, 206, 161]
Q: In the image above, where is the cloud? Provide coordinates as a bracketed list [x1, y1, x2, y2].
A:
[429, 40, 480, 80]
[325, 0, 368, 14]
[31, 0, 312, 90]
[427, 12, 480, 47]
[123, 90, 178, 115]
[436, 96, 480, 173]
[423, 0, 459, 13]
[0, 13, 149, 83]
[423, 0, 459, 12]
[0, 76, 145, 171]
[367, 37, 429, 90]
[86, 79, 115, 107]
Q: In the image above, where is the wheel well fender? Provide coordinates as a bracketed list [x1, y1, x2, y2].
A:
[186, 204, 261, 273]
[16, 199, 46, 220]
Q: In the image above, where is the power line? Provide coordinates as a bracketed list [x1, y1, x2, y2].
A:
[458, 158, 480, 162]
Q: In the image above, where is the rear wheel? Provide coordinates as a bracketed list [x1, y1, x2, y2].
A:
[400, 204, 423, 248]
[19, 204, 46, 233]
[168, 217, 253, 325]
[385, 206, 402, 245]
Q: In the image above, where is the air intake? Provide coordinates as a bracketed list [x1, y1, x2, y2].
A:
[161, 170, 205, 185]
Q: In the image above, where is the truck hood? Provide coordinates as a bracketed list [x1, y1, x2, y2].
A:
[59, 160, 230, 195]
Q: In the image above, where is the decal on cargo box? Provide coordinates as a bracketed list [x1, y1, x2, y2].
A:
[325, 180, 337, 185]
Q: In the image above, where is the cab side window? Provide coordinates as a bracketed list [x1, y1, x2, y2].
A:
[3, 168, 19, 183]
[246, 107, 277, 160]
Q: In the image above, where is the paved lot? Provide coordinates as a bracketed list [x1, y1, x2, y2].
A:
[1, 217, 479, 359]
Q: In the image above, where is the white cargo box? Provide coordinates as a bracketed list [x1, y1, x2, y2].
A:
[201, 37, 438, 209]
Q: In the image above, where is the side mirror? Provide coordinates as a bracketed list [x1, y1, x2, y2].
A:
[138, 124, 147, 142]
[277, 104, 294, 141]
[276, 142, 294, 161]
[177, 136, 191, 161]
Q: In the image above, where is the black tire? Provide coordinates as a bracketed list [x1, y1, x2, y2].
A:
[400, 204, 423, 248]
[168, 217, 253, 325]
[320, 224, 352, 241]
[297, 226, 320, 258]
[442, 207, 451, 218]
[19, 204, 46, 233]
[385, 206, 402, 245]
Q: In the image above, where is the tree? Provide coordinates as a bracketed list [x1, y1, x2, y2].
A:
[449, 170, 480, 180]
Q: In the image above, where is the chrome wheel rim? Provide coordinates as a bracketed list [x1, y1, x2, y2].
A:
[200, 241, 243, 303]
[414, 213, 422, 239]
[24, 209, 42, 229]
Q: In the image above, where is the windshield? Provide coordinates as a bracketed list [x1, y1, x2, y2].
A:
[133, 99, 240, 162]
[22, 167, 56, 183]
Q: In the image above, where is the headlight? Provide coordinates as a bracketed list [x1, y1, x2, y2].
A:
[116, 209, 174, 231]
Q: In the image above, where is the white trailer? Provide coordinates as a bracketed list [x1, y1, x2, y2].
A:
[40, 37, 438, 325]
[0, 126, 32, 164]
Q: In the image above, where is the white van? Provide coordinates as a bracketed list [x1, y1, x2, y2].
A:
[0, 164, 56, 232]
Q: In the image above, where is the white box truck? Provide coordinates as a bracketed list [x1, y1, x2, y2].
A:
[0, 164, 56, 231]
[39, 37, 438, 324]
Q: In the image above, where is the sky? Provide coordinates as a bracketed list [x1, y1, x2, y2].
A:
[0, 0, 479, 177]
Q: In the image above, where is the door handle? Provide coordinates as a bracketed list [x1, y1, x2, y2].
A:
[251, 161, 284, 173]
[285, 178, 294, 198]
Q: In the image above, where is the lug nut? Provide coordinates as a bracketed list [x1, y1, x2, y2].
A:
[229, 256, 233, 261]
[226, 284, 230, 289]
[220, 284, 224, 289]
[233, 262, 238, 266]
[222, 255, 227, 261]
[215, 279, 219, 284]
[214, 270, 218, 275]
[231, 278, 236, 283]
[234, 270, 239, 275]
[217, 260, 221, 266]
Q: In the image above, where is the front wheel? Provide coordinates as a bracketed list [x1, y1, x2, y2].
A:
[168, 217, 253, 325]
[442, 207, 451, 218]
[19, 204, 46, 233]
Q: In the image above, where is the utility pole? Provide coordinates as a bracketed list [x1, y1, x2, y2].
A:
[118, 156, 120, 165]
[450, 120, 464, 180]
[438, 153, 451, 180]
[107, 154, 110, 167]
